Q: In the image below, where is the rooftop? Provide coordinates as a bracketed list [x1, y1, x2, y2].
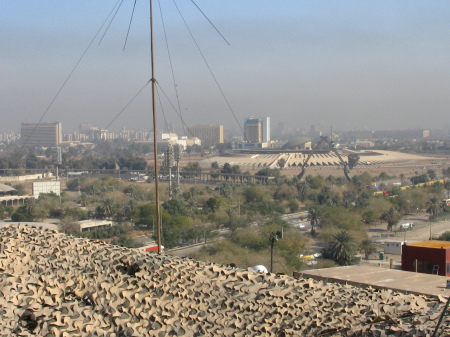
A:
[406, 240, 450, 249]
[299, 265, 450, 298]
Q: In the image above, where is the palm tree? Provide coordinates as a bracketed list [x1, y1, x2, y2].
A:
[324, 231, 356, 266]
[125, 185, 139, 200]
[426, 196, 441, 218]
[307, 207, 320, 236]
[79, 193, 89, 207]
[89, 184, 98, 196]
[359, 239, 377, 260]
[296, 180, 309, 201]
[102, 197, 115, 220]
[124, 199, 137, 219]
[381, 207, 401, 232]
[25, 198, 37, 215]
[399, 173, 406, 186]
[444, 181, 450, 199]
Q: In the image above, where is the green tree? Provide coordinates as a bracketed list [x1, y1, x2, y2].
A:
[399, 173, 407, 186]
[11, 206, 33, 222]
[162, 199, 188, 216]
[243, 186, 267, 203]
[362, 209, 378, 224]
[294, 179, 309, 202]
[219, 183, 233, 200]
[359, 239, 377, 259]
[323, 231, 356, 266]
[25, 198, 37, 215]
[426, 196, 441, 218]
[277, 158, 286, 170]
[60, 216, 80, 235]
[410, 174, 429, 185]
[381, 207, 401, 232]
[102, 197, 115, 220]
[79, 193, 89, 207]
[307, 207, 320, 236]
[12, 184, 26, 196]
[111, 235, 138, 248]
[427, 169, 437, 181]
[347, 153, 360, 169]
[437, 231, 450, 241]
[205, 197, 222, 213]
[288, 199, 299, 213]
[444, 180, 450, 199]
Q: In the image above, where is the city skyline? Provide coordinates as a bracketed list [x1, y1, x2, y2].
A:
[2, 1, 450, 135]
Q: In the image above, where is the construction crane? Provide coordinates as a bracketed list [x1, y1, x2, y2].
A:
[297, 136, 351, 182]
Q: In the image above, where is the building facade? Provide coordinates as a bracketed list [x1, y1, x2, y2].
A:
[244, 117, 263, 143]
[401, 241, 450, 276]
[244, 117, 270, 143]
[21, 122, 62, 147]
[188, 125, 223, 148]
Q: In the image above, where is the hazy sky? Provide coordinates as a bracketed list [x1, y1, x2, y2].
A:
[2, 1, 450, 136]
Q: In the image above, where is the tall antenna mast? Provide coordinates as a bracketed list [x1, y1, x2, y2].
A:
[150, 0, 162, 253]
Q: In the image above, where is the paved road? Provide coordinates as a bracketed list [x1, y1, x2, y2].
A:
[368, 215, 450, 244]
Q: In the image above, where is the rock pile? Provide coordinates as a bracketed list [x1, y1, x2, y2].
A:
[0, 225, 448, 336]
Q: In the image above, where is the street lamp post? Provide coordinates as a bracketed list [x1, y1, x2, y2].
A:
[269, 229, 283, 273]
[269, 232, 277, 273]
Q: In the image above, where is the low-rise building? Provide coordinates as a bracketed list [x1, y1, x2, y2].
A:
[401, 240, 450, 276]
[384, 240, 406, 255]
[78, 220, 113, 232]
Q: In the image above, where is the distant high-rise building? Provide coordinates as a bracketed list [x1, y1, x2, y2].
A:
[263, 117, 270, 142]
[188, 125, 224, 147]
[244, 117, 270, 143]
[21, 122, 62, 147]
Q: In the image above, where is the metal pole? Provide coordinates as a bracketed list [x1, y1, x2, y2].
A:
[150, 0, 162, 254]
[270, 232, 277, 273]
[429, 220, 432, 240]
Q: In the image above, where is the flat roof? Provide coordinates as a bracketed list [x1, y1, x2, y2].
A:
[298, 265, 450, 298]
[407, 240, 450, 249]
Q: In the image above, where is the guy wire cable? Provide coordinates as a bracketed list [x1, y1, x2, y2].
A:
[172, 0, 245, 139]
[158, 0, 185, 137]
[20, 0, 123, 150]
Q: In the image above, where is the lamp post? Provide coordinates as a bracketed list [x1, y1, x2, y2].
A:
[269, 232, 277, 273]
[269, 228, 283, 273]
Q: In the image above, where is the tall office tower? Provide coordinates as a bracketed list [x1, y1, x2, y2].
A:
[244, 117, 263, 143]
[263, 117, 270, 142]
[188, 125, 224, 147]
[21, 122, 62, 147]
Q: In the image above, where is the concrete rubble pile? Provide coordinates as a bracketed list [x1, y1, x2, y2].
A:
[0, 225, 449, 336]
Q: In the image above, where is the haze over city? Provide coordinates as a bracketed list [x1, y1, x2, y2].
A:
[2, 1, 450, 134]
